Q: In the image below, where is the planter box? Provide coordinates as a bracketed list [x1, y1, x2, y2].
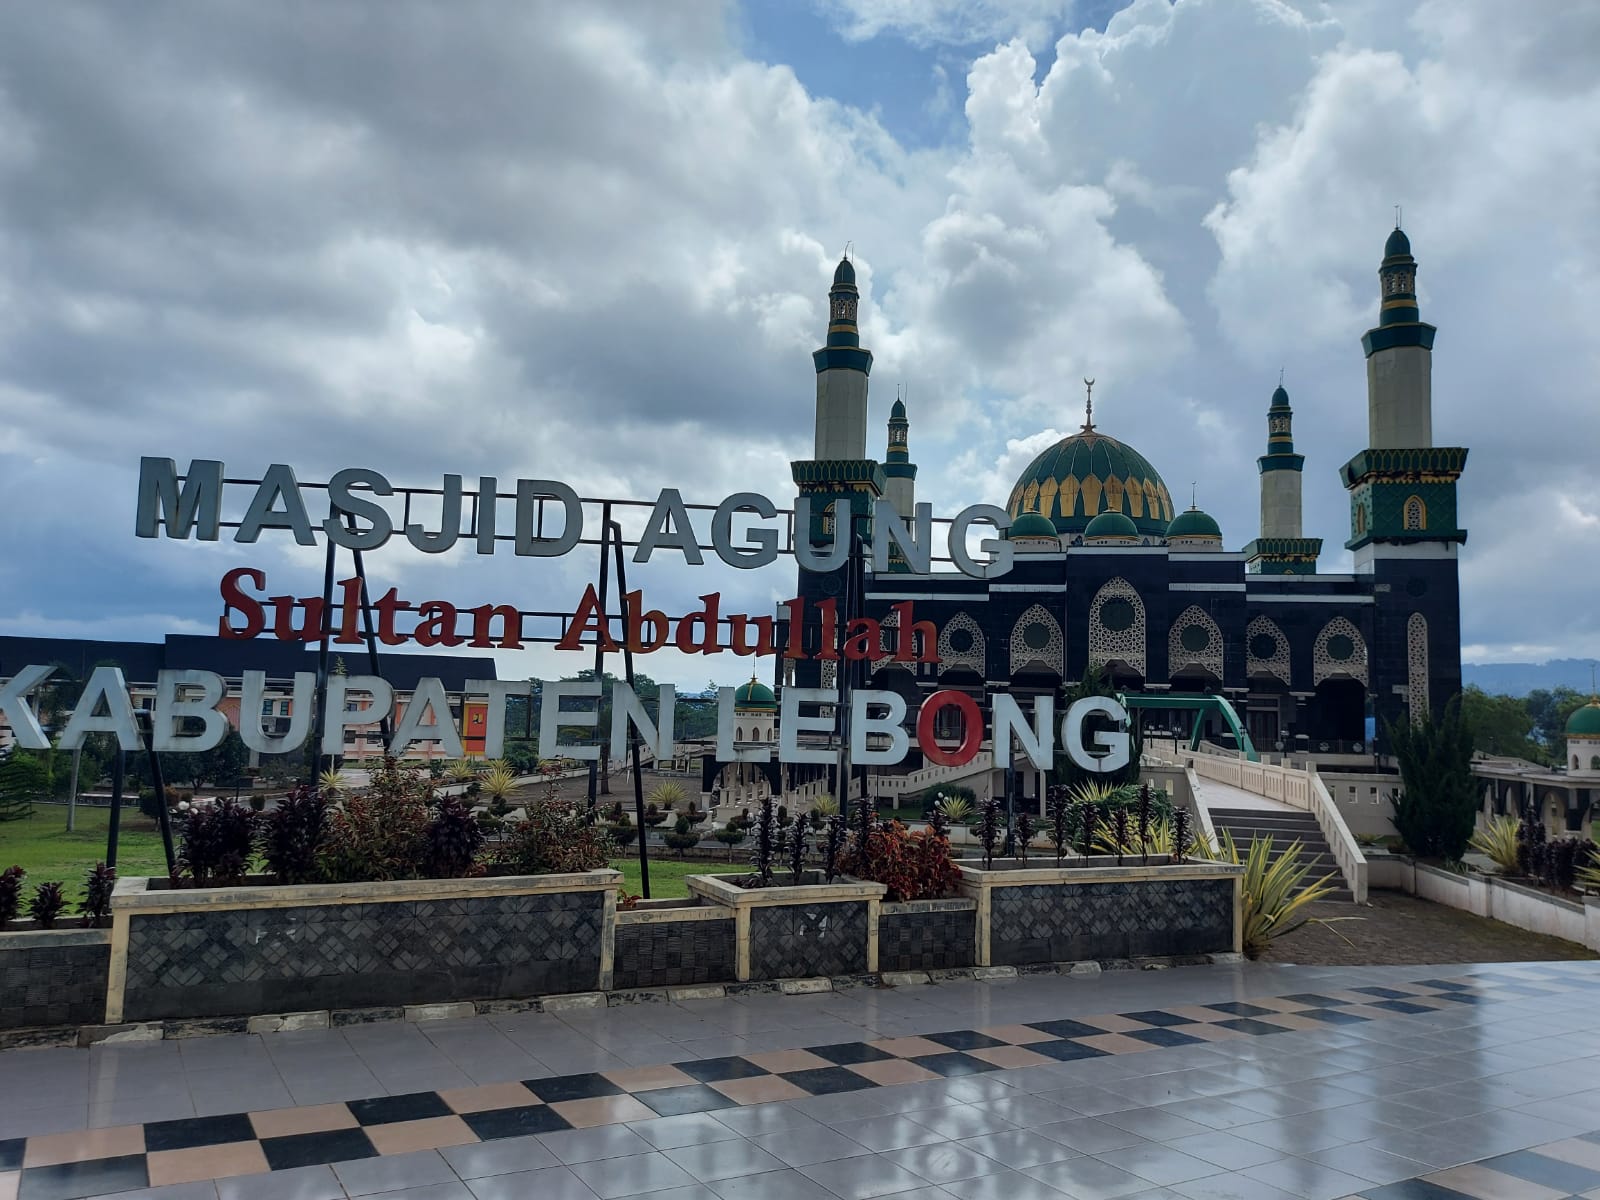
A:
[878, 898, 976, 971]
[107, 870, 621, 1023]
[0, 928, 111, 1030]
[686, 874, 887, 981]
[955, 859, 1244, 965]
[613, 904, 736, 990]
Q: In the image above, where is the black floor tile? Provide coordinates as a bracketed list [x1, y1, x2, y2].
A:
[0, 1137, 22, 1171]
[1027, 1019, 1107, 1040]
[1202, 1001, 1276, 1017]
[780, 1067, 879, 1095]
[925, 1030, 1006, 1050]
[1362, 1178, 1477, 1200]
[1481, 1151, 1600, 1193]
[1027, 1038, 1109, 1062]
[912, 1052, 1000, 1078]
[1432, 991, 1485, 1004]
[17, 1155, 148, 1200]
[1351, 986, 1414, 999]
[1297, 1007, 1369, 1024]
[523, 1072, 625, 1102]
[1123, 1027, 1205, 1048]
[671, 1056, 770, 1084]
[1367, 999, 1436, 1015]
[1412, 979, 1473, 991]
[347, 1091, 452, 1125]
[1579, 1131, 1600, 1147]
[1278, 993, 1346, 1007]
[808, 1042, 895, 1065]
[636, 1084, 742, 1116]
[261, 1127, 379, 1170]
[1216, 1018, 1292, 1036]
[1120, 1010, 1192, 1027]
[143, 1112, 257, 1152]
[463, 1104, 574, 1141]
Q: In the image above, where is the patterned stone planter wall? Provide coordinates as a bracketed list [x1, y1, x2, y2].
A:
[0, 929, 111, 1030]
[956, 861, 1243, 966]
[613, 906, 736, 990]
[685, 874, 887, 981]
[877, 899, 976, 971]
[107, 871, 620, 1023]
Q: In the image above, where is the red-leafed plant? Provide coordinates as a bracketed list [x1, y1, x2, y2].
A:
[842, 819, 959, 902]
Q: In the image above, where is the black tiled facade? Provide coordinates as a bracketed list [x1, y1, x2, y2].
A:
[746, 901, 868, 980]
[988, 878, 1234, 965]
[0, 938, 109, 1029]
[613, 917, 736, 989]
[121, 891, 606, 1020]
[878, 905, 976, 971]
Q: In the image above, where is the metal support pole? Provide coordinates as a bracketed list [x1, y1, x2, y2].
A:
[105, 749, 124, 871]
[587, 501, 613, 811]
[347, 515, 393, 745]
[139, 715, 177, 877]
[609, 518, 650, 899]
[309, 535, 338, 782]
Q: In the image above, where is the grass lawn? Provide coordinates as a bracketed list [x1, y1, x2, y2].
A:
[2, 804, 170, 903]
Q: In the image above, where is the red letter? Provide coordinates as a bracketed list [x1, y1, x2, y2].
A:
[674, 594, 722, 655]
[335, 577, 363, 644]
[413, 600, 464, 647]
[815, 598, 838, 661]
[728, 614, 775, 656]
[270, 595, 324, 642]
[374, 587, 413, 646]
[556, 585, 619, 652]
[916, 690, 982, 767]
[780, 598, 806, 659]
[219, 567, 266, 639]
[624, 590, 669, 652]
[468, 603, 523, 649]
[891, 602, 939, 663]
[841, 617, 884, 662]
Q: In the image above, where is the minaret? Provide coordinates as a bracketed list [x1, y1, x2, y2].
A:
[812, 255, 872, 459]
[1243, 380, 1321, 573]
[883, 391, 916, 516]
[1363, 225, 1434, 447]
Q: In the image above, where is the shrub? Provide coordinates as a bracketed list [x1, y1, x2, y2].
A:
[1172, 807, 1192, 863]
[260, 785, 329, 884]
[1577, 845, 1600, 894]
[1387, 696, 1477, 861]
[177, 798, 256, 886]
[843, 820, 960, 902]
[425, 796, 485, 878]
[80, 863, 116, 928]
[1469, 816, 1520, 873]
[822, 813, 848, 882]
[496, 801, 614, 874]
[750, 798, 780, 885]
[1014, 812, 1036, 864]
[712, 824, 747, 859]
[1046, 786, 1075, 865]
[976, 796, 1002, 869]
[28, 881, 66, 928]
[934, 795, 973, 826]
[0, 865, 24, 928]
[662, 815, 700, 858]
[810, 794, 840, 819]
[642, 803, 669, 827]
[1209, 829, 1337, 958]
[787, 816, 808, 879]
[649, 781, 687, 809]
[481, 767, 517, 805]
[319, 758, 431, 883]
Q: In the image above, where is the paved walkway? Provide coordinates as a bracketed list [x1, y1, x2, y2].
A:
[5, 959, 1600, 1200]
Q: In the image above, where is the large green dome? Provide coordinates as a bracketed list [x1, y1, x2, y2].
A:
[1567, 700, 1600, 737]
[734, 677, 777, 711]
[1007, 429, 1174, 539]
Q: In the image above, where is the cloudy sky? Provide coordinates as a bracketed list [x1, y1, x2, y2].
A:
[1, 0, 1596, 692]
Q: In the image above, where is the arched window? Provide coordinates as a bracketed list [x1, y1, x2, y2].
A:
[1403, 495, 1426, 531]
[1354, 505, 1366, 536]
[1574, 755, 1580, 769]
[736, 726, 745, 741]
[1591, 756, 1600, 771]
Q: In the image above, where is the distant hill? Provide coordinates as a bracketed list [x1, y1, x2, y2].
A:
[1464, 658, 1600, 697]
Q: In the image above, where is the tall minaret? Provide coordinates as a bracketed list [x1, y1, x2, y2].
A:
[883, 391, 916, 515]
[812, 255, 872, 459]
[1244, 380, 1321, 574]
[1363, 226, 1434, 448]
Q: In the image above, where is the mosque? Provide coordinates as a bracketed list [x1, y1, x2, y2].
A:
[782, 226, 1468, 769]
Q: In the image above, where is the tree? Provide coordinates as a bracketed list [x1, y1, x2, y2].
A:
[1526, 686, 1587, 761]
[1387, 694, 1477, 861]
[1049, 665, 1143, 793]
[0, 749, 49, 822]
[1459, 685, 1547, 763]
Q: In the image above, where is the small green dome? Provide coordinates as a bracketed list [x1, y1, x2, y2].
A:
[734, 677, 777, 711]
[1084, 510, 1140, 542]
[1166, 507, 1222, 541]
[1385, 227, 1411, 258]
[833, 256, 856, 287]
[1008, 511, 1057, 539]
[1270, 384, 1290, 409]
[890, 397, 906, 420]
[1566, 700, 1600, 738]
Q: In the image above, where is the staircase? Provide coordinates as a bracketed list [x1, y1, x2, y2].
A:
[1208, 807, 1354, 902]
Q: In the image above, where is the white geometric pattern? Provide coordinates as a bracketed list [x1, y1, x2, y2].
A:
[1407, 612, 1429, 722]
[872, 608, 904, 674]
[937, 611, 986, 676]
[1245, 615, 1291, 686]
[1088, 577, 1146, 678]
[1167, 605, 1224, 681]
[1312, 616, 1368, 686]
[1009, 604, 1064, 676]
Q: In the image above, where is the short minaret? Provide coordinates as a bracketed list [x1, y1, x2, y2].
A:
[883, 391, 916, 516]
[812, 255, 873, 460]
[1363, 226, 1435, 448]
[1244, 381, 1321, 573]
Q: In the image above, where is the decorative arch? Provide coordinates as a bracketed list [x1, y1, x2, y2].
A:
[1167, 605, 1224, 681]
[1009, 604, 1064, 676]
[1404, 495, 1426, 531]
[1088, 577, 1146, 678]
[937, 611, 986, 676]
[872, 607, 910, 675]
[1407, 612, 1429, 722]
[1313, 616, 1368, 686]
[1245, 615, 1291, 685]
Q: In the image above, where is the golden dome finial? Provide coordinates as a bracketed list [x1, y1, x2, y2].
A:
[1083, 378, 1096, 432]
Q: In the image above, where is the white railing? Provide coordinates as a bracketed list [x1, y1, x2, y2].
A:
[1184, 766, 1220, 854]
[1308, 765, 1369, 904]
[870, 752, 994, 799]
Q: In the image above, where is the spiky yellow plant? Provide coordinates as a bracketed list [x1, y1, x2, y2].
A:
[1094, 816, 1176, 858]
[1468, 816, 1520, 873]
[318, 768, 345, 796]
[481, 767, 517, 803]
[445, 759, 480, 783]
[934, 795, 973, 825]
[1210, 828, 1339, 958]
[809, 794, 840, 818]
[648, 781, 687, 809]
